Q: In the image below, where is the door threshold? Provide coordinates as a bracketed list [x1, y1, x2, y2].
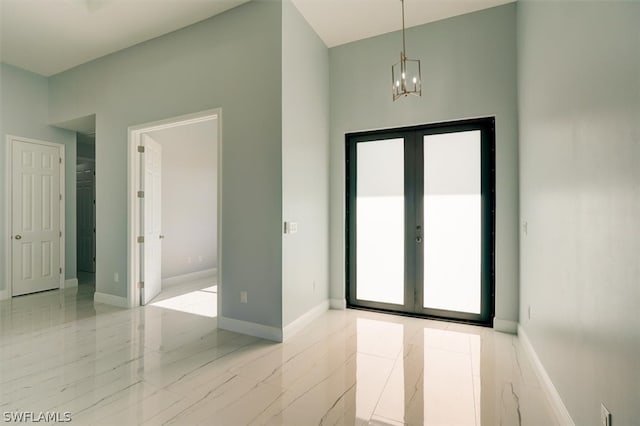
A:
[346, 304, 493, 328]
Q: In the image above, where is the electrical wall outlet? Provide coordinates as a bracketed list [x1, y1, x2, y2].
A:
[240, 291, 248, 304]
[601, 403, 611, 426]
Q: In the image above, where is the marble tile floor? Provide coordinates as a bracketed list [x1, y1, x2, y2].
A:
[0, 280, 557, 425]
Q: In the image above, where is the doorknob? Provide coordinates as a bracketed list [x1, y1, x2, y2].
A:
[15, 235, 22, 240]
[416, 236, 422, 243]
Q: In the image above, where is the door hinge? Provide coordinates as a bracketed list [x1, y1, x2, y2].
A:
[137, 191, 144, 198]
[59, 194, 62, 201]
[59, 267, 62, 274]
[137, 146, 145, 153]
[59, 231, 62, 237]
[137, 281, 144, 289]
[137, 236, 144, 243]
[59, 157, 62, 164]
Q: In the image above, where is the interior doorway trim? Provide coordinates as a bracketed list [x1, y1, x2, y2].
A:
[126, 108, 222, 309]
[4, 135, 66, 299]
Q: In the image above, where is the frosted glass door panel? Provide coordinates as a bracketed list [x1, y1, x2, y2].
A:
[423, 131, 481, 314]
[356, 139, 404, 305]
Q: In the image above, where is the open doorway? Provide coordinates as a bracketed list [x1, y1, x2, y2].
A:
[76, 132, 96, 290]
[51, 114, 97, 301]
[127, 109, 221, 317]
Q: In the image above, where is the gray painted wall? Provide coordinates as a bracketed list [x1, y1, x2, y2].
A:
[518, 2, 640, 424]
[47, 1, 284, 328]
[281, 1, 330, 326]
[329, 4, 519, 323]
[147, 120, 218, 280]
[0, 63, 77, 293]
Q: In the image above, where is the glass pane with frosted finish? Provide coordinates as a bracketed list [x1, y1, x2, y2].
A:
[356, 139, 404, 305]
[423, 131, 481, 313]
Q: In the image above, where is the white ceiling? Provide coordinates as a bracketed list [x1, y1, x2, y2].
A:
[0, 0, 251, 76]
[0, 0, 515, 77]
[292, 0, 515, 48]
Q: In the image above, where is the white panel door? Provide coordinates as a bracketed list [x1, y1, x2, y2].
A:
[141, 134, 162, 305]
[12, 140, 62, 296]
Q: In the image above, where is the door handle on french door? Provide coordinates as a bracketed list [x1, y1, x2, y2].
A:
[416, 225, 422, 243]
[15, 235, 22, 240]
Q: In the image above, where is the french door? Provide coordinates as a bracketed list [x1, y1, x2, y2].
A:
[346, 118, 495, 325]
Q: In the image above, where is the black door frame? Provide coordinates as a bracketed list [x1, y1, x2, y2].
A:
[345, 117, 496, 326]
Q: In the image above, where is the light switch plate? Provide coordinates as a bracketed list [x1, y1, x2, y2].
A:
[283, 221, 298, 234]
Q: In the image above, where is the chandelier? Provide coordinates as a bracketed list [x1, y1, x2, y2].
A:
[392, 0, 422, 101]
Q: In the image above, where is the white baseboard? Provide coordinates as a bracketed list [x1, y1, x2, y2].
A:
[518, 325, 575, 426]
[0, 288, 8, 301]
[283, 300, 329, 341]
[330, 298, 346, 310]
[162, 268, 217, 287]
[63, 278, 78, 288]
[218, 315, 282, 342]
[493, 318, 518, 334]
[94, 292, 129, 308]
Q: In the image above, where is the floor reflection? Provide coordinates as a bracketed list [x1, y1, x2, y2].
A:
[353, 317, 483, 425]
[0, 272, 107, 336]
[422, 329, 480, 425]
[356, 318, 403, 423]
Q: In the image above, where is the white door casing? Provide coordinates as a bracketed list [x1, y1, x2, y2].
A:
[141, 134, 162, 305]
[11, 138, 63, 296]
[127, 108, 220, 309]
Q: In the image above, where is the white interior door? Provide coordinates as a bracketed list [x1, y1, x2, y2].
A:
[12, 139, 62, 296]
[141, 134, 162, 304]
